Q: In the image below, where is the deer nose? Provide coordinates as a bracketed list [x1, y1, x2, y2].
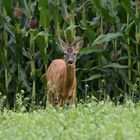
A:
[67, 59, 74, 64]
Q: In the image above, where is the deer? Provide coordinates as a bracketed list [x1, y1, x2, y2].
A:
[46, 37, 83, 108]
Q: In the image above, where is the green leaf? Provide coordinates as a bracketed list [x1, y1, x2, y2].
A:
[22, 0, 30, 17]
[126, 21, 135, 34]
[0, 51, 6, 67]
[4, 23, 15, 39]
[3, 0, 13, 17]
[66, 24, 77, 41]
[15, 32, 23, 64]
[60, 0, 69, 21]
[91, 32, 123, 47]
[84, 28, 96, 42]
[80, 47, 104, 55]
[121, 1, 138, 24]
[19, 68, 31, 92]
[38, 0, 50, 29]
[102, 63, 128, 69]
[93, 0, 115, 24]
[34, 31, 48, 64]
[118, 70, 133, 87]
[83, 74, 103, 81]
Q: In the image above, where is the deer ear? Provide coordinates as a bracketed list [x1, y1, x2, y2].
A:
[75, 39, 83, 52]
[59, 39, 67, 50]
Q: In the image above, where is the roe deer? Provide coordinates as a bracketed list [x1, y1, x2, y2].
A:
[46, 38, 83, 107]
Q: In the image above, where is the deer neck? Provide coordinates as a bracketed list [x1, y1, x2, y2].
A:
[65, 64, 76, 89]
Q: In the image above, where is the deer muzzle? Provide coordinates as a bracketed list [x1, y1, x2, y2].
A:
[67, 59, 74, 65]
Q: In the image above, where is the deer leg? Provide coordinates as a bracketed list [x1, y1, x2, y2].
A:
[68, 90, 77, 107]
[47, 90, 53, 106]
[47, 88, 59, 107]
[57, 95, 65, 107]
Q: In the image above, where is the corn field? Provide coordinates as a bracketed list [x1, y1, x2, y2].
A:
[0, 0, 140, 109]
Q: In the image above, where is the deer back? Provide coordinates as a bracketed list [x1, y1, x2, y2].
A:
[46, 59, 66, 94]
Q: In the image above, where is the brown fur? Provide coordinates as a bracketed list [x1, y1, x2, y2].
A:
[46, 39, 83, 108]
[46, 59, 76, 107]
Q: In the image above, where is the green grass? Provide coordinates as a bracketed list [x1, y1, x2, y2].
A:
[0, 101, 140, 140]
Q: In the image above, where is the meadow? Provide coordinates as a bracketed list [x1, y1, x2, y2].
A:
[0, 100, 140, 140]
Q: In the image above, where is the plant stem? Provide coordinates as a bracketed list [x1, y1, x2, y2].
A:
[82, 2, 86, 27]
[30, 31, 36, 108]
[31, 78, 36, 108]
[135, 0, 140, 91]
[127, 14, 131, 96]
[4, 31, 9, 108]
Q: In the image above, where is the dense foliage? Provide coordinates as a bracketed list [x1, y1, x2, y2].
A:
[0, 0, 140, 109]
[0, 101, 140, 140]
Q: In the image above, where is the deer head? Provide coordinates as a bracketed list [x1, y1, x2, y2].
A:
[59, 39, 83, 66]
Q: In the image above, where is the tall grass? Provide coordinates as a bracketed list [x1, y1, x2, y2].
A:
[0, 0, 140, 109]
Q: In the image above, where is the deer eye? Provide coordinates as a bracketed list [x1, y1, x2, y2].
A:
[73, 53, 76, 55]
[64, 52, 67, 56]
